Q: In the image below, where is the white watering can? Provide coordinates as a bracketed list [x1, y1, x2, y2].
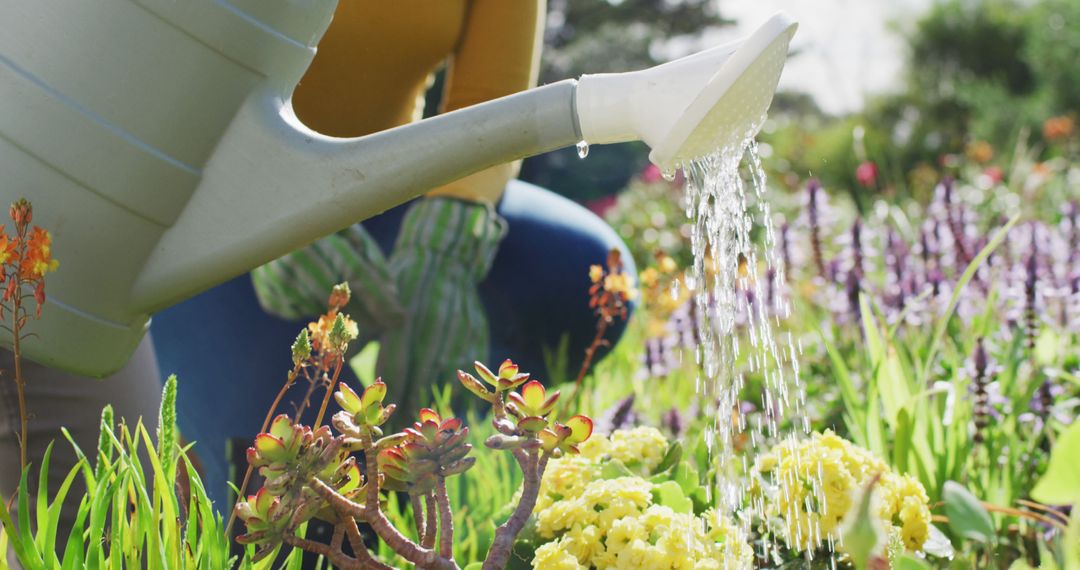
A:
[0, 1, 796, 376]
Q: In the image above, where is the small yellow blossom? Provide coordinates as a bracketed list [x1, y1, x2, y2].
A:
[753, 431, 933, 554]
[533, 427, 753, 569]
[533, 542, 584, 570]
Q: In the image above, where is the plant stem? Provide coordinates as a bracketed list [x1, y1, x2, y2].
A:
[344, 518, 393, 570]
[12, 300, 27, 470]
[568, 318, 609, 411]
[410, 492, 426, 543]
[226, 365, 300, 537]
[352, 440, 458, 570]
[284, 533, 362, 570]
[434, 477, 454, 559]
[423, 493, 438, 550]
[314, 358, 345, 429]
[483, 451, 549, 570]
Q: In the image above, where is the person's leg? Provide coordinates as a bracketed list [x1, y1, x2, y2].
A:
[480, 180, 637, 379]
[0, 336, 162, 545]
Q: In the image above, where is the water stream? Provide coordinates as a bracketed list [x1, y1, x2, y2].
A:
[678, 128, 811, 554]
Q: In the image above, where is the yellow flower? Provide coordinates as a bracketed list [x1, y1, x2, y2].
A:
[561, 524, 605, 564]
[533, 541, 584, 570]
[607, 427, 671, 471]
[639, 267, 660, 288]
[588, 264, 604, 284]
[603, 273, 637, 300]
[657, 254, 677, 274]
[755, 431, 933, 554]
[533, 427, 755, 569]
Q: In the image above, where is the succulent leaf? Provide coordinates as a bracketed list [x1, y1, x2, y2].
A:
[521, 381, 546, 409]
[334, 383, 363, 415]
[360, 380, 387, 410]
[517, 415, 548, 434]
[457, 370, 495, 401]
[564, 415, 593, 445]
[474, 361, 499, 386]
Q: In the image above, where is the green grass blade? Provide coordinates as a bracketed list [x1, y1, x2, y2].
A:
[919, 214, 1020, 384]
[15, 466, 45, 570]
[84, 469, 118, 570]
[0, 473, 42, 570]
[33, 442, 53, 553]
[43, 458, 86, 567]
[60, 427, 97, 496]
[59, 497, 91, 570]
[138, 422, 179, 569]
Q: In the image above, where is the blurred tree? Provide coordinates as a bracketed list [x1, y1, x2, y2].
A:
[762, 0, 1079, 203]
[520, 0, 731, 203]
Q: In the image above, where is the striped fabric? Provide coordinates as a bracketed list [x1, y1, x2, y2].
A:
[377, 197, 507, 417]
[250, 198, 507, 416]
[251, 225, 405, 334]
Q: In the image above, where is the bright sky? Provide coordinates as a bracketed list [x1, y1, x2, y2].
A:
[704, 0, 935, 115]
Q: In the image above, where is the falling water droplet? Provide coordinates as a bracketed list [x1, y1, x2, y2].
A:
[576, 141, 589, 159]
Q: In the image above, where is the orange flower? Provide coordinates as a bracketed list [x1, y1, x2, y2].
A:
[0, 228, 17, 267]
[307, 310, 358, 356]
[19, 226, 59, 281]
[1043, 115, 1074, 142]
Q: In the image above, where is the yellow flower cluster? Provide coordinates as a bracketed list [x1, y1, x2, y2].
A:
[752, 431, 932, 553]
[638, 253, 691, 338]
[533, 427, 753, 569]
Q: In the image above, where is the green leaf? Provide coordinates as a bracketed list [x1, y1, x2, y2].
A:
[843, 481, 883, 569]
[861, 295, 911, 427]
[894, 554, 934, 570]
[652, 441, 682, 475]
[943, 481, 995, 543]
[1031, 421, 1080, 505]
[652, 481, 693, 514]
[600, 459, 634, 480]
[349, 340, 379, 386]
[920, 215, 1019, 384]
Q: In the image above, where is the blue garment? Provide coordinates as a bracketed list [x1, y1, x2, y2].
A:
[151, 180, 635, 508]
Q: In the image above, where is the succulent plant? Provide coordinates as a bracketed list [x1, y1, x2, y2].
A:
[333, 379, 396, 439]
[506, 381, 561, 434]
[538, 415, 593, 457]
[379, 408, 474, 494]
[237, 415, 364, 552]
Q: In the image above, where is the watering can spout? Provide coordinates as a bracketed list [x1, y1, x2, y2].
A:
[131, 82, 583, 313]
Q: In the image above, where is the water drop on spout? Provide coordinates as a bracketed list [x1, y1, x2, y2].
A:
[576, 141, 589, 159]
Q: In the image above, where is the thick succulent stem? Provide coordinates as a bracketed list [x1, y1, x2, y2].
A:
[284, 533, 362, 570]
[310, 477, 455, 569]
[483, 451, 550, 570]
[435, 477, 455, 559]
[410, 492, 426, 544]
[344, 519, 393, 570]
[423, 494, 438, 550]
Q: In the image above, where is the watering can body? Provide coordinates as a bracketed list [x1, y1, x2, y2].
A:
[0, 0, 582, 376]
